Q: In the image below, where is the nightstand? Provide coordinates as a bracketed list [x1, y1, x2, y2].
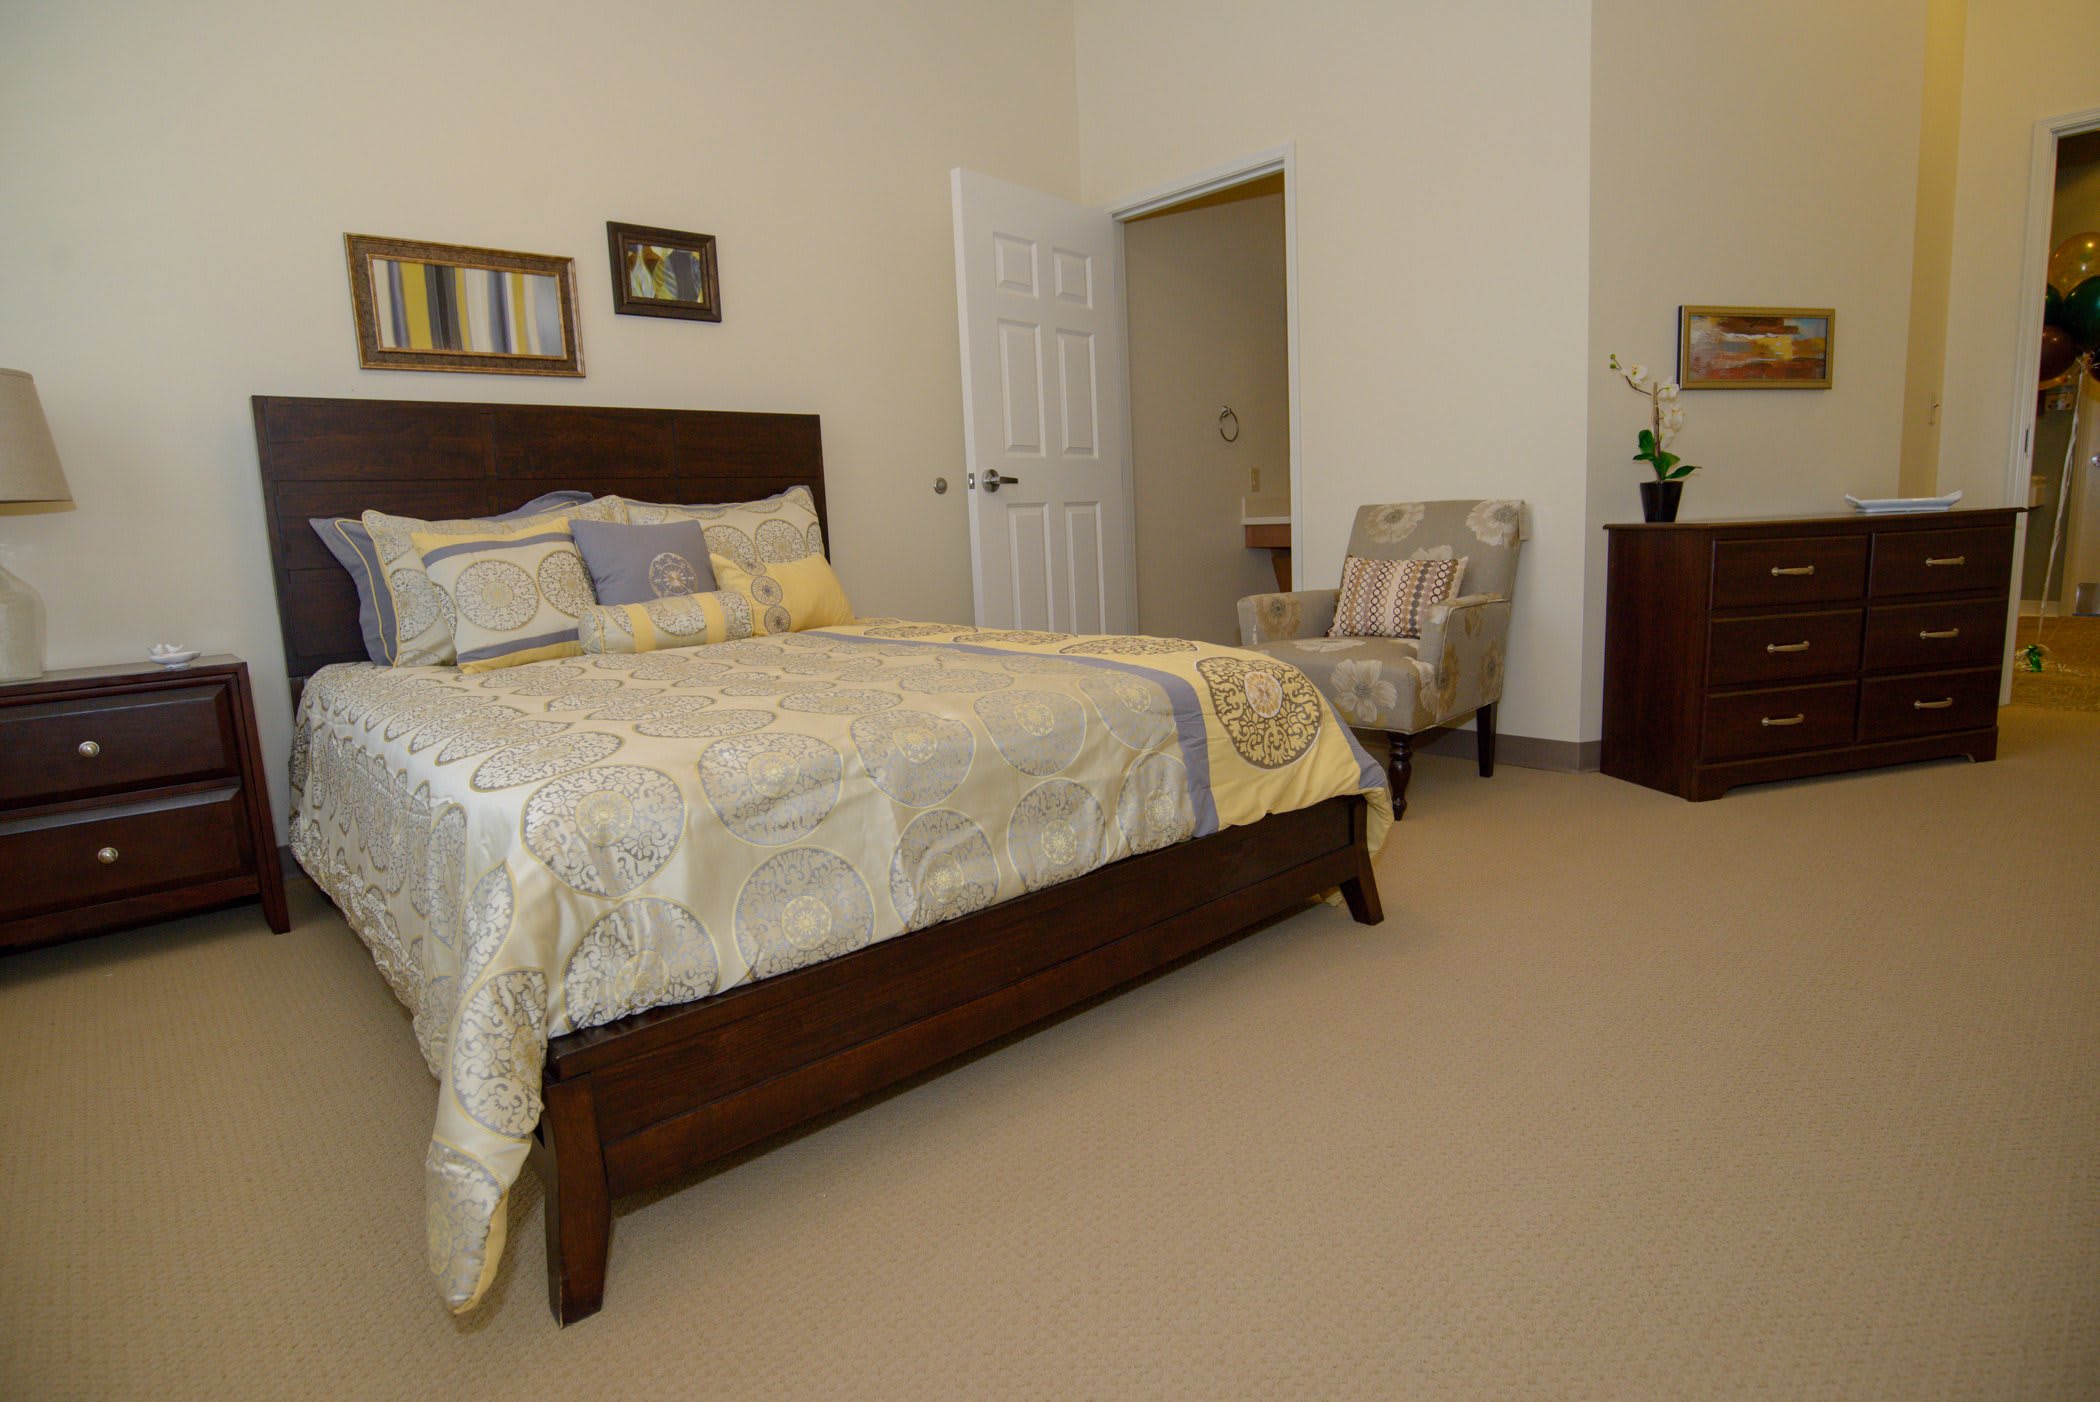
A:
[0, 655, 289, 952]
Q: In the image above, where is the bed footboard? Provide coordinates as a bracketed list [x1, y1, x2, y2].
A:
[531, 793, 1381, 1325]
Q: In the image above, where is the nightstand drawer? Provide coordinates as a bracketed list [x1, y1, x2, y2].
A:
[1711, 536, 1868, 609]
[1701, 681, 1858, 761]
[1707, 609, 1862, 686]
[1858, 669, 1999, 742]
[1869, 526, 2014, 598]
[0, 684, 235, 809]
[1862, 599, 2008, 671]
[0, 787, 249, 924]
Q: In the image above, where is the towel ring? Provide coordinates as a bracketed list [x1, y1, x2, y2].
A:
[1218, 406, 1240, 443]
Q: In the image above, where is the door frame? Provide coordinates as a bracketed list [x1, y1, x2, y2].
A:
[1107, 144, 1303, 592]
[1999, 106, 2100, 697]
[2003, 106, 2100, 510]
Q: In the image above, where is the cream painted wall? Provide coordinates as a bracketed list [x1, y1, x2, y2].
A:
[1582, 0, 1931, 735]
[1936, 0, 2100, 509]
[1898, 0, 1971, 496]
[1074, 0, 1594, 744]
[1126, 192, 1289, 646]
[0, 0, 1079, 832]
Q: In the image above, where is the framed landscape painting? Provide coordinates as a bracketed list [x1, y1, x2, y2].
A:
[344, 234, 582, 376]
[1678, 306, 1833, 389]
[606, 222, 721, 322]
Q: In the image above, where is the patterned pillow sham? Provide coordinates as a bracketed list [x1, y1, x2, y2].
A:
[364, 495, 626, 665]
[410, 523, 597, 672]
[620, 484, 824, 572]
[310, 490, 592, 663]
[575, 590, 757, 655]
[710, 551, 855, 636]
[1329, 555, 1466, 640]
[569, 518, 716, 605]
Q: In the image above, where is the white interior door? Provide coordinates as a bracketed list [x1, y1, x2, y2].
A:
[951, 168, 1134, 633]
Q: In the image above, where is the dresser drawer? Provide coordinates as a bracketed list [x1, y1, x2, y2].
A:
[1862, 599, 2008, 672]
[0, 684, 236, 809]
[1858, 669, 1999, 742]
[1711, 536, 1868, 609]
[1869, 526, 2015, 598]
[0, 787, 249, 923]
[1701, 681, 1858, 761]
[1708, 609, 1862, 686]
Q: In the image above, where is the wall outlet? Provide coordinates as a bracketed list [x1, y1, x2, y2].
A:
[1249, 467, 1261, 492]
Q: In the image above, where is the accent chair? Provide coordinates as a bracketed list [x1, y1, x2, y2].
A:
[1237, 499, 1523, 818]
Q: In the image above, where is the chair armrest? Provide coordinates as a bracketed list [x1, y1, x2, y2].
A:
[1415, 593, 1512, 722]
[1238, 589, 1339, 646]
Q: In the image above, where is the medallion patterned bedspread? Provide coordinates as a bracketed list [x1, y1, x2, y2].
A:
[288, 623, 1390, 1312]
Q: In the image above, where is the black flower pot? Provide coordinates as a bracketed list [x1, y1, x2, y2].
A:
[1640, 479, 1683, 523]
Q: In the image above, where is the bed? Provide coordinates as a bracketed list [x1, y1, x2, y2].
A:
[253, 394, 1389, 1324]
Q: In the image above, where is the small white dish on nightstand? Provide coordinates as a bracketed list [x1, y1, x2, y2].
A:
[147, 643, 201, 669]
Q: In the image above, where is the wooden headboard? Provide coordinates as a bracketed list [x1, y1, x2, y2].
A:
[252, 395, 826, 690]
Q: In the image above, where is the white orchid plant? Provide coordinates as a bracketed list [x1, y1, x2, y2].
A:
[1609, 353, 1701, 482]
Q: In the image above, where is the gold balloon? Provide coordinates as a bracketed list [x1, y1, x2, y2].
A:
[2049, 232, 2100, 295]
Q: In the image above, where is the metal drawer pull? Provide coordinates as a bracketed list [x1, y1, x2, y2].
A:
[96, 846, 119, 865]
[1761, 714, 1807, 727]
[1913, 697, 1954, 710]
[77, 740, 101, 758]
[1769, 565, 1816, 577]
[1924, 555, 1966, 567]
[1765, 641, 1812, 653]
[1918, 627, 1960, 639]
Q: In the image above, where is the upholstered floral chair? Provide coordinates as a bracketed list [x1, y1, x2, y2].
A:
[1237, 499, 1523, 818]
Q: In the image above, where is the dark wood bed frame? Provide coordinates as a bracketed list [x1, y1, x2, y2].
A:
[252, 394, 1384, 1324]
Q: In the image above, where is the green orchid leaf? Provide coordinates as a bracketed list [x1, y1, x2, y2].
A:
[1637, 429, 1656, 455]
[1655, 450, 1680, 472]
[1666, 462, 1700, 480]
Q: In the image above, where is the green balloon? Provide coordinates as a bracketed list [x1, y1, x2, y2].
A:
[2045, 282, 2067, 329]
[2068, 275, 2100, 348]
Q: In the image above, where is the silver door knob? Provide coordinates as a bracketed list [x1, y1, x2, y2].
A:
[96, 846, 119, 864]
[78, 740, 101, 758]
[981, 472, 1021, 493]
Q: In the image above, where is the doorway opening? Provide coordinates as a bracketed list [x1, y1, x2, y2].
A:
[946, 150, 1296, 636]
[1119, 173, 1290, 644]
[2014, 119, 2100, 709]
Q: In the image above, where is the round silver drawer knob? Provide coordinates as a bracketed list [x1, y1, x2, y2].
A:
[78, 740, 101, 758]
[96, 846, 119, 865]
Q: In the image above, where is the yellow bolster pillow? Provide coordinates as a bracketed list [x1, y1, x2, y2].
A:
[575, 590, 755, 655]
[709, 552, 854, 635]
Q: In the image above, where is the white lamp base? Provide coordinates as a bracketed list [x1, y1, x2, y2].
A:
[0, 560, 48, 682]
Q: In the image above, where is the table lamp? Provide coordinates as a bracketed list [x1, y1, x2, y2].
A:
[0, 369, 73, 682]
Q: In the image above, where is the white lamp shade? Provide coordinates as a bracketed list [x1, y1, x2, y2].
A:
[0, 369, 72, 504]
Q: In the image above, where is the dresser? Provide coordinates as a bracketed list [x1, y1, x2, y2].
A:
[0, 656, 288, 952]
[1601, 509, 2019, 800]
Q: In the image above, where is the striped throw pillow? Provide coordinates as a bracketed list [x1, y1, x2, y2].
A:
[411, 525, 595, 672]
[1328, 555, 1465, 639]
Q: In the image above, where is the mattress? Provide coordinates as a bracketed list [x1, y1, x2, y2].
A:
[287, 622, 1390, 1312]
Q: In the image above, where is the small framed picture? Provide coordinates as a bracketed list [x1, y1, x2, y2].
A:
[606, 222, 721, 322]
[344, 234, 582, 376]
[1678, 306, 1833, 389]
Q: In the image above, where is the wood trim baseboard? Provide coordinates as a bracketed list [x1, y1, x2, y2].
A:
[1408, 725, 1601, 772]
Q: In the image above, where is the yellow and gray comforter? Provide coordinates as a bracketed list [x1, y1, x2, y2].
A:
[289, 623, 1390, 1313]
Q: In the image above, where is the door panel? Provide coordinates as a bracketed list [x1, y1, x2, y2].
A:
[952, 169, 1133, 632]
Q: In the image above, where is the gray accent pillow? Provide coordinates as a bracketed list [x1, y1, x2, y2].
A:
[569, 518, 717, 606]
[310, 489, 592, 663]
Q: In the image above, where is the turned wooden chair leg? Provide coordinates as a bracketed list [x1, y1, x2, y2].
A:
[1476, 702, 1497, 778]
[1385, 732, 1412, 821]
[539, 1076, 612, 1326]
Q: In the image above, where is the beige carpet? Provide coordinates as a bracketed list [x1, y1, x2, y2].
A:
[2014, 615, 2100, 712]
[4, 709, 2097, 1400]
